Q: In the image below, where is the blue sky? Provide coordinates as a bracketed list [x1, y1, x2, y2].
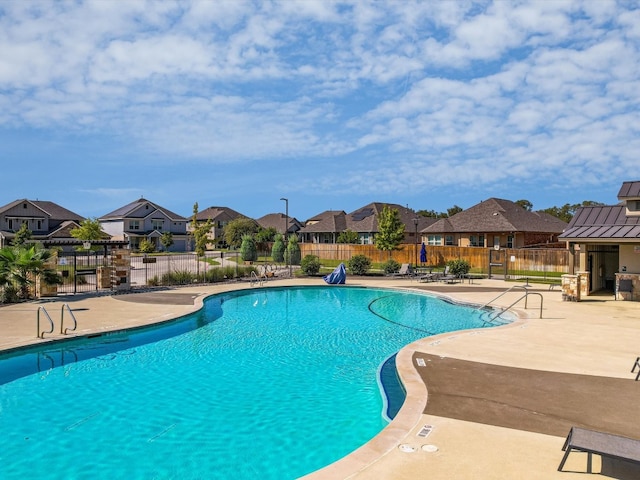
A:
[1, 1, 639, 222]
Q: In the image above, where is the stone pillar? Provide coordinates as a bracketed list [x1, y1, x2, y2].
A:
[577, 271, 590, 300]
[561, 274, 579, 301]
[111, 249, 131, 291]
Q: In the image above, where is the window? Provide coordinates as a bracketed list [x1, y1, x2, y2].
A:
[37, 220, 42, 230]
[469, 235, 485, 247]
[427, 235, 442, 246]
[507, 235, 514, 248]
[445, 235, 454, 246]
[130, 220, 140, 230]
[152, 220, 164, 231]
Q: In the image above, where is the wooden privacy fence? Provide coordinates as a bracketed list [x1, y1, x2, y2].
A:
[299, 243, 575, 279]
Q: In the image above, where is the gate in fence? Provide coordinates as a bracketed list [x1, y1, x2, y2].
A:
[55, 249, 122, 294]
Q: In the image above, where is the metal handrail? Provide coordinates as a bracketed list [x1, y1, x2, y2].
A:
[37, 306, 54, 338]
[477, 285, 544, 321]
[250, 271, 263, 287]
[60, 303, 78, 334]
[476, 285, 530, 310]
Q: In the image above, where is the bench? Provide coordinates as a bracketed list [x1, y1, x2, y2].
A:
[558, 427, 640, 472]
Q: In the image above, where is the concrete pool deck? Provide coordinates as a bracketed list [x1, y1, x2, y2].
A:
[1, 277, 639, 479]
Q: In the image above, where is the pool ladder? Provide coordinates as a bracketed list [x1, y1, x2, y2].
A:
[476, 285, 544, 322]
[250, 271, 263, 287]
[37, 304, 78, 338]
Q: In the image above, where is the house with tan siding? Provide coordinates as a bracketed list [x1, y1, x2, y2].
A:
[99, 198, 188, 252]
[0, 199, 84, 248]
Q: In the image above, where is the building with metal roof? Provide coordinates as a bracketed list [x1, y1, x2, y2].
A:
[559, 181, 640, 295]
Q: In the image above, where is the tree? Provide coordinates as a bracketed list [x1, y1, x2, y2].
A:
[336, 229, 359, 244]
[224, 217, 259, 249]
[542, 201, 605, 223]
[0, 244, 60, 300]
[271, 234, 285, 263]
[139, 239, 156, 253]
[160, 232, 174, 252]
[255, 227, 277, 243]
[240, 234, 258, 262]
[515, 199, 533, 211]
[446, 205, 463, 217]
[190, 203, 213, 256]
[284, 235, 301, 265]
[416, 209, 446, 218]
[70, 218, 106, 241]
[375, 205, 405, 253]
[12, 223, 32, 246]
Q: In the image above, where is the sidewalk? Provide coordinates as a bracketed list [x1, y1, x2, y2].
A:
[1, 278, 639, 479]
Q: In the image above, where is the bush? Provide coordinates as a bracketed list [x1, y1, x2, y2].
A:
[347, 254, 371, 275]
[0, 284, 19, 304]
[300, 255, 321, 275]
[284, 236, 301, 265]
[382, 258, 401, 274]
[446, 259, 471, 277]
[240, 235, 257, 262]
[271, 235, 285, 263]
[139, 239, 156, 253]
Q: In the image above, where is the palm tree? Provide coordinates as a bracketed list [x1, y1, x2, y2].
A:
[0, 244, 60, 300]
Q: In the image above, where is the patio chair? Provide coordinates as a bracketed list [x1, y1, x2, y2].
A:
[392, 263, 414, 278]
[440, 266, 459, 284]
[558, 427, 640, 472]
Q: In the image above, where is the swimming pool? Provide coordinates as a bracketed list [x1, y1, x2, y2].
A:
[0, 286, 508, 479]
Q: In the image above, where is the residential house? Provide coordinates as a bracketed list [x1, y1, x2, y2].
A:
[0, 199, 84, 249]
[256, 213, 302, 237]
[99, 198, 188, 251]
[559, 181, 640, 294]
[299, 203, 435, 245]
[190, 206, 247, 248]
[421, 198, 567, 248]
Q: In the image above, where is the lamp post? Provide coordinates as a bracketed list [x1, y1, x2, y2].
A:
[413, 217, 419, 267]
[280, 197, 290, 277]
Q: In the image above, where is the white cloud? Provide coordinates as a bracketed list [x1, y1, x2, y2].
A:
[1, 0, 639, 218]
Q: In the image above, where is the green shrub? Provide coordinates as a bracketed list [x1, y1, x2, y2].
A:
[347, 254, 371, 275]
[271, 234, 285, 263]
[0, 284, 19, 304]
[139, 239, 156, 253]
[284, 236, 301, 265]
[446, 259, 471, 277]
[240, 235, 257, 262]
[161, 270, 197, 285]
[300, 255, 321, 275]
[382, 259, 401, 274]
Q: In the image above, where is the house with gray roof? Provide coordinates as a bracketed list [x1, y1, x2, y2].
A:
[0, 199, 84, 248]
[190, 206, 248, 248]
[299, 203, 435, 245]
[559, 181, 640, 294]
[256, 213, 302, 237]
[421, 198, 567, 249]
[99, 198, 188, 251]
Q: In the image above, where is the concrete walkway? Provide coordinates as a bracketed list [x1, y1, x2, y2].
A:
[1, 277, 639, 479]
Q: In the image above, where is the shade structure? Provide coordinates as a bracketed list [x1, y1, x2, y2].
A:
[420, 242, 427, 263]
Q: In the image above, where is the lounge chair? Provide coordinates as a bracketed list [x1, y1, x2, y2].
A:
[558, 427, 640, 472]
[392, 263, 414, 278]
[440, 266, 458, 284]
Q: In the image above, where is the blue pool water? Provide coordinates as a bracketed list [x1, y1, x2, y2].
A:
[0, 286, 507, 479]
